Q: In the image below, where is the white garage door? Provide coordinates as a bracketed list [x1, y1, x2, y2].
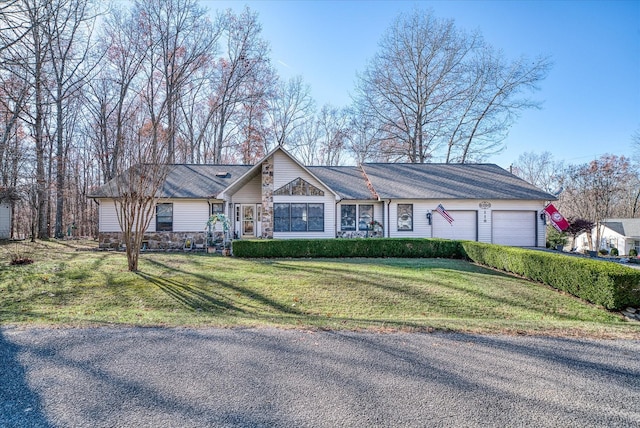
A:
[432, 210, 477, 241]
[492, 211, 536, 246]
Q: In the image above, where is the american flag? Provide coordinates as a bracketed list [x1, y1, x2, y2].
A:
[436, 204, 454, 224]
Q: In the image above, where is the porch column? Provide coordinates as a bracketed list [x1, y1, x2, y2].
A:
[261, 155, 274, 238]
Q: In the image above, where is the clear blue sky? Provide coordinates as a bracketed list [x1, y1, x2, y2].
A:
[209, 0, 640, 168]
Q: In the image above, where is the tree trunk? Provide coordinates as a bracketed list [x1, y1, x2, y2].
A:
[55, 91, 64, 238]
[35, 66, 48, 239]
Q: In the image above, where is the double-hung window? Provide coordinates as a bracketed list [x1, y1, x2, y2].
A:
[341, 205, 356, 231]
[211, 202, 224, 215]
[358, 205, 374, 231]
[397, 204, 413, 231]
[156, 203, 173, 231]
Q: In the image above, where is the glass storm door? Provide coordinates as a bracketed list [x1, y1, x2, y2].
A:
[242, 205, 255, 237]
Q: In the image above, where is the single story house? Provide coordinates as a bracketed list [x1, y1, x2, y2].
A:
[89, 146, 556, 249]
[574, 218, 640, 256]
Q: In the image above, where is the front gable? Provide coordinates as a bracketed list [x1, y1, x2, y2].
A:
[271, 148, 338, 199]
[220, 146, 339, 200]
[221, 147, 338, 239]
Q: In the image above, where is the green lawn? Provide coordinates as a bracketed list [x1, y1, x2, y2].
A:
[1, 240, 638, 338]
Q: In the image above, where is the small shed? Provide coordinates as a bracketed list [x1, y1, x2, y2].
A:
[0, 187, 19, 239]
[0, 201, 11, 239]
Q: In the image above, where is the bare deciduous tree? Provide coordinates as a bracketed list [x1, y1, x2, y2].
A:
[14, 0, 51, 239]
[511, 151, 563, 193]
[234, 73, 274, 164]
[267, 75, 314, 150]
[0, 0, 32, 56]
[558, 154, 632, 250]
[446, 49, 551, 163]
[316, 104, 350, 166]
[44, 0, 99, 238]
[353, 7, 550, 164]
[354, 8, 475, 163]
[134, 0, 220, 164]
[346, 104, 384, 164]
[100, 125, 170, 271]
[177, 67, 217, 163]
[209, 7, 273, 163]
[87, 3, 148, 182]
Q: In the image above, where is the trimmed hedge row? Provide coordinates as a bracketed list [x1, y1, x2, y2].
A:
[231, 238, 640, 310]
[461, 242, 640, 310]
[232, 238, 464, 259]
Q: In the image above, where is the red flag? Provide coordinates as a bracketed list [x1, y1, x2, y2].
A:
[543, 204, 569, 231]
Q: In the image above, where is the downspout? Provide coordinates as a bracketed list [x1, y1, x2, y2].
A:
[335, 199, 341, 238]
[381, 199, 385, 238]
[535, 209, 539, 247]
[387, 200, 391, 238]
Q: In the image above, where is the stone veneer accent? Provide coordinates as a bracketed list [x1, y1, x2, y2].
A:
[98, 231, 212, 250]
[336, 230, 383, 238]
[261, 155, 274, 238]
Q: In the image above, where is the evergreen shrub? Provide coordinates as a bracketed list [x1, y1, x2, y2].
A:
[232, 238, 465, 259]
[460, 241, 640, 310]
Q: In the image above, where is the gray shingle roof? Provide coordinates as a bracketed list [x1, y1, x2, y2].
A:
[361, 163, 555, 200]
[602, 218, 640, 238]
[89, 164, 252, 199]
[89, 161, 554, 202]
[307, 166, 375, 200]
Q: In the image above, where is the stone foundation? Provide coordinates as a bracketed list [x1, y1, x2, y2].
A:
[336, 230, 383, 238]
[98, 231, 213, 250]
[99, 230, 384, 250]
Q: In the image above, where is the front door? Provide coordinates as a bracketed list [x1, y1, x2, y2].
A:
[242, 205, 255, 237]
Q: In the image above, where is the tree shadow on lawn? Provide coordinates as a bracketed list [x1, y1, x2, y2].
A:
[135, 271, 240, 313]
[263, 259, 614, 323]
[136, 259, 304, 317]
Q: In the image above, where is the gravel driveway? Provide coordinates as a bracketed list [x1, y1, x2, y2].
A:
[1, 327, 639, 427]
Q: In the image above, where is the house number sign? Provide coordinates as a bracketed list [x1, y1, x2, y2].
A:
[479, 201, 491, 209]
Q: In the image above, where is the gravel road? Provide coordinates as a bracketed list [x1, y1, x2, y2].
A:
[1, 327, 639, 427]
